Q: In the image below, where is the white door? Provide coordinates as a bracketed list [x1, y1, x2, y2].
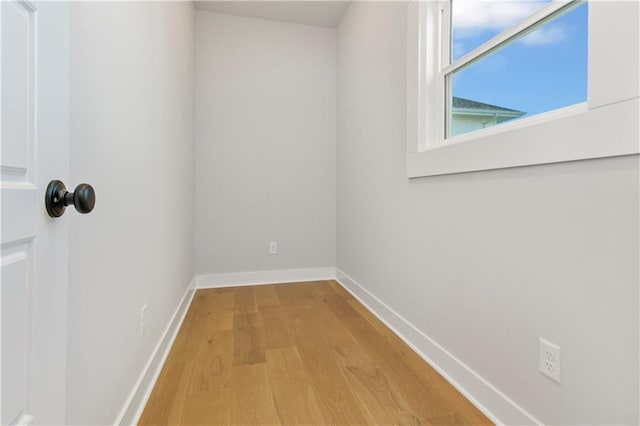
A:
[1, 1, 70, 424]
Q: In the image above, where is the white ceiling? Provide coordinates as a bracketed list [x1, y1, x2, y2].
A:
[194, 1, 351, 28]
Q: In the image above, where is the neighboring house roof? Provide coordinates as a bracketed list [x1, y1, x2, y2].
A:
[452, 96, 525, 118]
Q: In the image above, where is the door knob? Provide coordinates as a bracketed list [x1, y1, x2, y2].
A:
[45, 180, 96, 217]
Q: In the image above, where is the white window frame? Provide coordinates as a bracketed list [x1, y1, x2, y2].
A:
[406, 0, 640, 178]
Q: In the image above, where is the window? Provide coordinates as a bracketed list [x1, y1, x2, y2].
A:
[447, 1, 588, 138]
[406, 0, 639, 177]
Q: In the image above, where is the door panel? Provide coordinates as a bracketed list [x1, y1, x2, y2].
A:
[1, 1, 69, 424]
[1, 0, 34, 181]
[1, 189, 37, 245]
[1, 2, 36, 425]
[1, 243, 31, 425]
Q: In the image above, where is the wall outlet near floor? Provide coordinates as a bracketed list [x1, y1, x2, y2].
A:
[539, 338, 561, 383]
[140, 304, 148, 337]
[269, 241, 278, 255]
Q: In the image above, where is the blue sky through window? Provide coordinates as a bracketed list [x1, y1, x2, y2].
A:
[450, 1, 588, 125]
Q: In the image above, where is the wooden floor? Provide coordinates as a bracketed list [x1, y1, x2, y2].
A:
[139, 281, 492, 425]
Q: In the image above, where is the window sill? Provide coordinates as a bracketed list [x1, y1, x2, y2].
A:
[432, 102, 588, 150]
[407, 97, 639, 178]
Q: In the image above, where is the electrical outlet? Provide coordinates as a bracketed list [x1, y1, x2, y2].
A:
[140, 305, 148, 337]
[539, 338, 561, 383]
[269, 241, 278, 255]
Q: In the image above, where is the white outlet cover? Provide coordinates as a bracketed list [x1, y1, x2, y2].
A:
[539, 338, 561, 383]
[269, 242, 278, 255]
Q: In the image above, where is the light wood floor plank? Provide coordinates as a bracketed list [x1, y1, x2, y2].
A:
[181, 389, 231, 425]
[310, 302, 356, 346]
[258, 305, 294, 349]
[188, 330, 233, 393]
[324, 292, 361, 319]
[231, 363, 281, 425]
[266, 347, 326, 425]
[273, 282, 316, 307]
[333, 343, 421, 425]
[233, 312, 265, 365]
[253, 284, 280, 307]
[423, 411, 472, 425]
[191, 289, 234, 316]
[139, 280, 492, 426]
[306, 280, 340, 297]
[281, 305, 374, 425]
[233, 287, 256, 312]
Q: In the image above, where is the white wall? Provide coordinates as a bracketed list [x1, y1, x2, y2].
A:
[337, 2, 638, 425]
[67, 2, 195, 424]
[194, 11, 336, 275]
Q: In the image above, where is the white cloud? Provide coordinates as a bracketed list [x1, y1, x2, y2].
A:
[520, 24, 567, 45]
[453, 0, 550, 38]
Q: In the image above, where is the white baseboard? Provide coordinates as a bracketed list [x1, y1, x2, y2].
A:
[195, 267, 336, 289]
[113, 278, 196, 426]
[335, 268, 541, 426]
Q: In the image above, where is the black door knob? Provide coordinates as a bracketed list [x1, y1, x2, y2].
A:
[45, 180, 96, 217]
